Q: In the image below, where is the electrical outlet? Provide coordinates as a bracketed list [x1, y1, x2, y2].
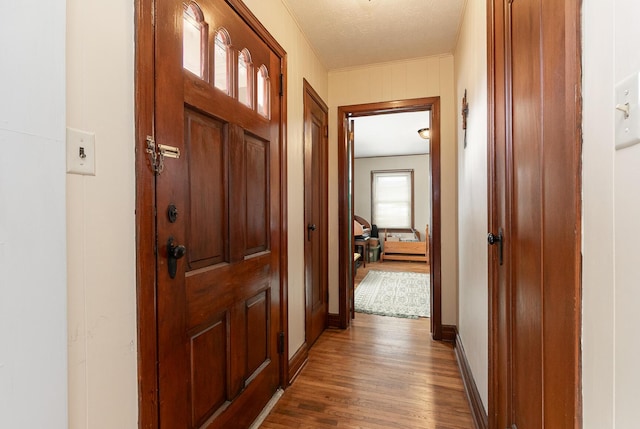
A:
[66, 127, 95, 175]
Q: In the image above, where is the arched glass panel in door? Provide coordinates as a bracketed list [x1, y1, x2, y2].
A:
[237, 49, 253, 108]
[183, 2, 207, 79]
[213, 28, 231, 93]
[257, 65, 270, 118]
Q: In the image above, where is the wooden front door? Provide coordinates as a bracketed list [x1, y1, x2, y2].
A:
[303, 80, 328, 347]
[150, 0, 285, 427]
[489, 0, 581, 427]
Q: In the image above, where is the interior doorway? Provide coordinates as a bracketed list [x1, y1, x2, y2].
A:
[337, 97, 444, 339]
[303, 79, 329, 349]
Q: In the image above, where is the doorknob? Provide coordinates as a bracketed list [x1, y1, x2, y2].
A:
[167, 236, 186, 279]
[487, 228, 504, 266]
[307, 223, 317, 241]
[487, 232, 501, 245]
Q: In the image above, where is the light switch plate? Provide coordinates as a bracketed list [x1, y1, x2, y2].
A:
[66, 127, 95, 175]
[615, 72, 640, 150]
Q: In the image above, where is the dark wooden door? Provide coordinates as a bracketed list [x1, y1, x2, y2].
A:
[303, 80, 328, 347]
[154, 0, 283, 427]
[489, 0, 581, 428]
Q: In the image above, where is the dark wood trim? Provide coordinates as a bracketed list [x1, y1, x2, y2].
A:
[278, 54, 290, 395]
[287, 342, 309, 385]
[327, 313, 341, 328]
[486, 1, 502, 426]
[135, 1, 289, 427]
[428, 100, 442, 340]
[338, 98, 442, 338]
[441, 324, 457, 343]
[225, 0, 286, 58]
[337, 114, 352, 329]
[135, 0, 158, 427]
[455, 331, 489, 429]
[302, 78, 328, 112]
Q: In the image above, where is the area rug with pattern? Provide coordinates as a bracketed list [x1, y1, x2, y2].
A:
[355, 270, 430, 319]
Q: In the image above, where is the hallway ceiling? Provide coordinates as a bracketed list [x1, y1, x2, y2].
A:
[281, 0, 465, 70]
[282, 0, 464, 158]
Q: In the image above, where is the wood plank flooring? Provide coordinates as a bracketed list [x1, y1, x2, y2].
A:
[260, 261, 473, 428]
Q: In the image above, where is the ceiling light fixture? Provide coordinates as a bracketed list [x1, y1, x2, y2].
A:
[417, 127, 430, 139]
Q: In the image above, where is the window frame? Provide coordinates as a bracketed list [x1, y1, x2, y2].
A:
[370, 169, 415, 230]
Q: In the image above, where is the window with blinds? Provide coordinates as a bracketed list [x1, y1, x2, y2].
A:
[371, 169, 414, 229]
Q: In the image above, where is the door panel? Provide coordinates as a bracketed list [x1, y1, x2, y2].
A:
[185, 109, 228, 269]
[244, 136, 269, 254]
[510, 0, 543, 426]
[246, 290, 269, 377]
[155, 0, 283, 427]
[190, 318, 227, 427]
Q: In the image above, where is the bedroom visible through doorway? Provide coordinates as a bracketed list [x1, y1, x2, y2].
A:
[352, 110, 431, 320]
[337, 97, 444, 339]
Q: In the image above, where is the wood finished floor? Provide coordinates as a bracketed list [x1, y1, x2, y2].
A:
[260, 261, 473, 429]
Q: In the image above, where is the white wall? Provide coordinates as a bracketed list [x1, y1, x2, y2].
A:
[66, 1, 138, 428]
[453, 0, 488, 410]
[613, 2, 640, 426]
[581, 1, 616, 427]
[241, 0, 328, 358]
[354, 155, 431, 235]
[582, 0, 640, 427]
[0, 2, 68, 428]
[329, 56, 458, 324]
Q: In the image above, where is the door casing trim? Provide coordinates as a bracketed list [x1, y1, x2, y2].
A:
[337, 97, 443, 339]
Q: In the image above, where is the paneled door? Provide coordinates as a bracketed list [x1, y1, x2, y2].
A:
[303, 80, 328, 347]
[153, 0, 284, 427]
[489, 0, 581, 427]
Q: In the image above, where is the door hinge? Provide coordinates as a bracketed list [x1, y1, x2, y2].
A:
[324, 125, 329, 138]
[146, 136, 180, 175]
[279, 73, 284, 97]
[277, 331, 285, 354]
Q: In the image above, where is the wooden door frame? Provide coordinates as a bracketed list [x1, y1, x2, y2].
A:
[134, 0, 288, 427]
[487, 0, 507, 424]
[303, 79, 329, 349]
[337, 97, 443, 339]
[487, 0, 582, 426]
